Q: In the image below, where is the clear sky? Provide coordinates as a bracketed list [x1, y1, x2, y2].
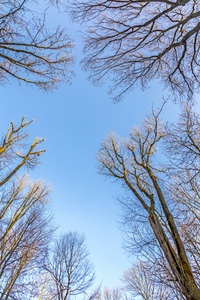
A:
[0, 4, 193, 294]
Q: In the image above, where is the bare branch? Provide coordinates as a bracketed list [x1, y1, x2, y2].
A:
[0, 0, 74, 90]
[71, 0, 200, 100]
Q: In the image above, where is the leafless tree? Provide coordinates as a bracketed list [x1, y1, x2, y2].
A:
[164, 102, 200, 174]
[88, 287, 128, 300]
[0, 117, 52, 299]
[36, 272, 55, 300]
[43, 232, 95, 300]
[71, 0, 200, 101]
[0, 0, 73, 90]
[122, 260, 177, 300]
[97, 102, 200, 299]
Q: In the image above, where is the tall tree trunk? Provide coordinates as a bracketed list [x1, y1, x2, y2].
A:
[149, 213, 200, 300]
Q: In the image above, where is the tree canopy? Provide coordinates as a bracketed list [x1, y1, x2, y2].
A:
[42, 232, 95, 300]
[71, 0, 200, 100]
[0, 118, 96, 300]
[0, 117, 52, 299]
[97, 103, 200, 299]
[0, 0, 73, 90]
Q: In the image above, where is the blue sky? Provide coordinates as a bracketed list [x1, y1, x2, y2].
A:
[0, 4, 192, 293]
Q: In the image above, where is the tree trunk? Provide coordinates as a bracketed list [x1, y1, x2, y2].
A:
[149, 213, 200, 300]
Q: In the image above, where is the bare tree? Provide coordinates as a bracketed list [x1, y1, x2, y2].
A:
[164, 102, 200, 173]
[0, 0, 73, 90]
[97, 103, 200, 299]
[36, 272, 55, 300]
[43, 232, 95, 300]
[122, 261, 176, 300]
[71, 0, 200, 100]
[88, 287, 128, 300]
[0, 118, 52, 299]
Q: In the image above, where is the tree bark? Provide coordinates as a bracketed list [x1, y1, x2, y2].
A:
[149, 213, 200, 300]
